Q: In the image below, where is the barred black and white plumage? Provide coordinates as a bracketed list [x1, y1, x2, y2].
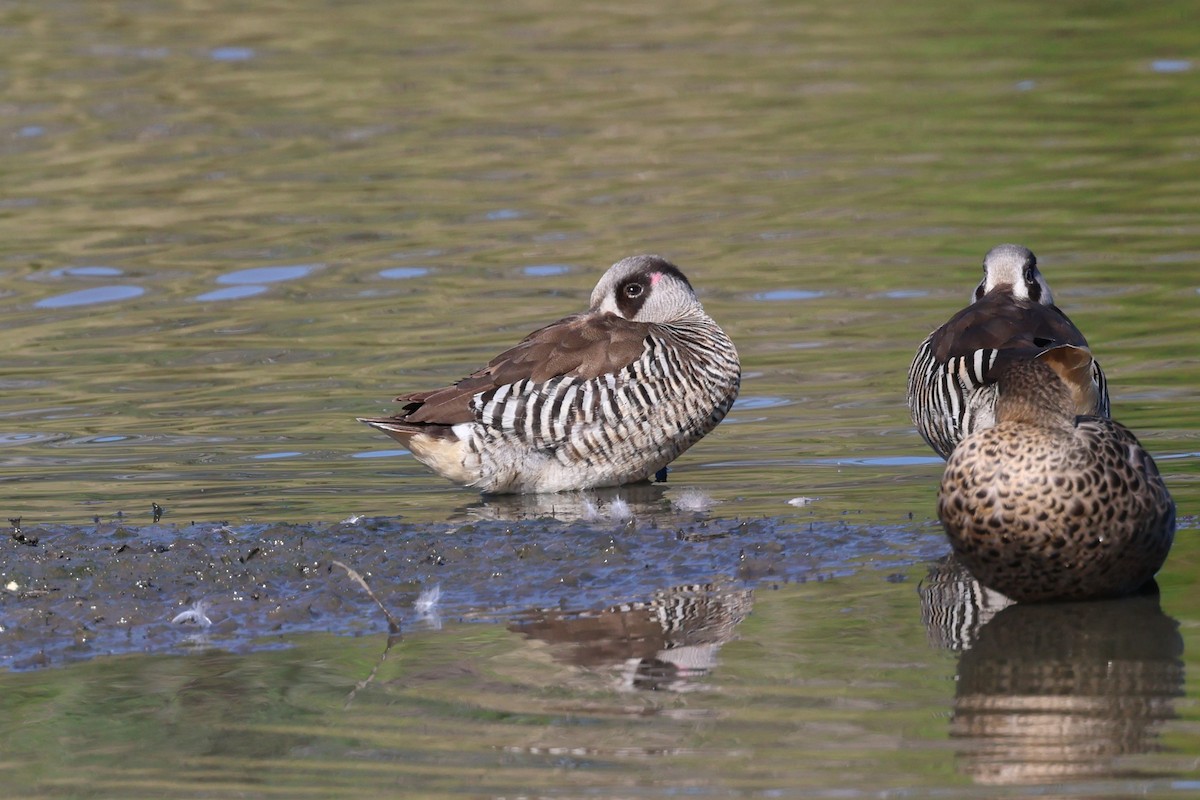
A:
[918, 555, 1013, 651]
[907, 244, 1110, 459]
[360, 255, 740, 493]
[510, 581, 753, 691]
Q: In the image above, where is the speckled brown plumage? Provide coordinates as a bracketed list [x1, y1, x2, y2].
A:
[938, 345, 1174, 602]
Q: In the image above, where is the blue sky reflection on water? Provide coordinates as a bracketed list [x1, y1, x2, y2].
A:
[34, 285, 145, 308]
[216, 264, 321, 285]
[192, 264, 321, 301]
[193, 285, 269, 302]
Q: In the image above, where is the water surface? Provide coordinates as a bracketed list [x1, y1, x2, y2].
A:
[0, 0, 1198, 796]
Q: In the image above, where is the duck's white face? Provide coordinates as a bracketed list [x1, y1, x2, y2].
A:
[974, 243, 1055, 305]
[590, 255, 701, 323]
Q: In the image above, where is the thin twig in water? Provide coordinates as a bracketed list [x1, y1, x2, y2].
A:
[332, 560, 403, 707]
[332, 560, 402, 634]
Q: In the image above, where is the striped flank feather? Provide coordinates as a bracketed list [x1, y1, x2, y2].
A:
[906, 244, 1110, 460]
[360, 255, 740, 493]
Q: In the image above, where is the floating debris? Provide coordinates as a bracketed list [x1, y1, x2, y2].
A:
[332, 560, 402, 635]
[787, 497, 818, 507]
[9, 517, 37, 546]
[575, 495, 636, 523]
[580, 498, 603, 522]
[671, 489, 717, 513]
[11, 531, 38, 546]
[414, 584, 442, 630]
[171, 599, 212, 627]
[414, 584, 441, 615]
[608, 497, 632, 522]
[335, 560, 406, 707]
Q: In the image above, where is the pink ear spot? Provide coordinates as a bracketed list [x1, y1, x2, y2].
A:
[650, 272, 663, 285]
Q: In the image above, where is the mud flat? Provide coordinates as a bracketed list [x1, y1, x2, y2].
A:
[0, 501, 942, 670]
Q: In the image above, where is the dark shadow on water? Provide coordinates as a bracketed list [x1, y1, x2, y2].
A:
[919, 557, 1184, 786]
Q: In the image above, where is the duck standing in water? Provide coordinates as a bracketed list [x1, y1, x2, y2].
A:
[360, 255, 741, 494]
[908, 244, 1109, 459]
[937, 344, 1174, 602]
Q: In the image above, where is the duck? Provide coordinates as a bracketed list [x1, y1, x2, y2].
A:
[360, 255, 741, 494]
[937, 344, 1174, 602]
[908, 244, 1109, 459]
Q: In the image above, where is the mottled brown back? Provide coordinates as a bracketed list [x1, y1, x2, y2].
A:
[390, 312, 652, 427]
[989, 345, 1100, 426]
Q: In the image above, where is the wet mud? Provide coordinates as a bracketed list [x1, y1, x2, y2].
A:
[0, 490, 945, 670]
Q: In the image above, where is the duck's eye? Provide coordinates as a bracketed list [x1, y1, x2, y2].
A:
[1023, 267, 1036, 284]
[624, 283, 644, 298]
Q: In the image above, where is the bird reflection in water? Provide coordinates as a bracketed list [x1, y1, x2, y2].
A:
[458, 482, 700, 525]
[919, 557, 1184, 785]
[510, 580, 752, 692]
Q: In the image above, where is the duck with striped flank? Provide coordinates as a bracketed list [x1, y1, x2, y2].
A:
[360, 255, 741, 493]
[937, 344, 1174, 602]
[907, 244, 1110, 459]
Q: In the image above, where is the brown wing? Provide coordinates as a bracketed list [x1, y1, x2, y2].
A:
[983, 343, 1101, 418]
[928, 291, 1090, 364]
[384, 312, 652, 426]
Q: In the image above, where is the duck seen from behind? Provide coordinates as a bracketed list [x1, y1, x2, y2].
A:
[908, 244, 1110, 459]
[937, 344, 1174, 602]
[360, 255, 741, 494]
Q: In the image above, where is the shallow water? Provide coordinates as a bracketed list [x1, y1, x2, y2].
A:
[2, 531, 1199, 798]
[1, 0, 1199, 796]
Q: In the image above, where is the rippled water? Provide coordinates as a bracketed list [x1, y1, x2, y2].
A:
[1, 0, 1198, 797]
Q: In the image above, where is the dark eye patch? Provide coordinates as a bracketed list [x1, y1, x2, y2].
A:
[1021, 252, 1042, 302]
[615, 277, 650, 317]
[1025, 272, 1042, 303]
